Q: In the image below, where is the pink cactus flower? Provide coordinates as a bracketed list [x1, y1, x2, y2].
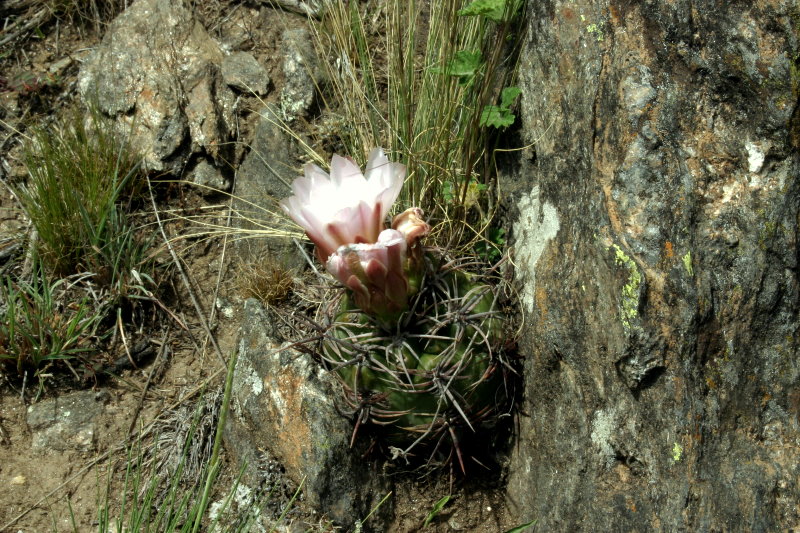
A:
[326, 229, 410, 318]
[280, 148, 405, 261]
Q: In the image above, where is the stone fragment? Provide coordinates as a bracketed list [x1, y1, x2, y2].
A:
[222, 52, 270, 96]
[190, 159, 230, 193]
[280, 29, 319, 121]
[27, 390, 108, 452]
[77, 0, 234, 173]
[256, 0, 324, 18]
[224, 299, 391, 530]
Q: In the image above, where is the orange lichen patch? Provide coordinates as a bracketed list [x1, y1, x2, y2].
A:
[265, 366, 311, 479]
[663, 241, 674, 260]
[608, 4, 621, 24]
[562, 7, 575, 20]
[614, 463, 631, 483]
[788, 389, 800, 418]
[626, 496, 637, 513]
[761, 392, 772, 407]
[535, 285, 548, 318]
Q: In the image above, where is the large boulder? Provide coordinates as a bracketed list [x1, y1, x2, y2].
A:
[78, 0, 235, 172]
[506, 0, 799, 530]
[224, 299, 391, 530]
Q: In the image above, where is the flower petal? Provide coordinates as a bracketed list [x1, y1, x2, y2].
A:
[282, 148, 405, 262]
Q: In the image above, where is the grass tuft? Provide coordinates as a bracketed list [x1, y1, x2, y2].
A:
[15, 103, 152, 297]
[236, 259, 295, 307]
[310, 0, 525, 254]
[0, 266, 103, 376]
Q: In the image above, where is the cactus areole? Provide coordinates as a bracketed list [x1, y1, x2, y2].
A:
[282, 149, 513, 470]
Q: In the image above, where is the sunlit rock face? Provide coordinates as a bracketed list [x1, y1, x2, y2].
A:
[78, 0, 234, 173]
[224, 299, 391, 530]
[506, 1, 799, 530]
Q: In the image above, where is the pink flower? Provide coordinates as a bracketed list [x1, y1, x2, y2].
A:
[326, 229, 410, 318]
[280, 148, 405, 261]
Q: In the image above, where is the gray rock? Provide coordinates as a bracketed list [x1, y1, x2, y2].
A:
[280, 29, 319, 121]
[190, 159, 230, 193]
[232, 105, 304, 267]
[224, 299, 391, 530]
[256, 0, 324, 18]
[77, 0, 235, 173]
[505, 1, 800, 530]
[222, 52, 270, 96]
[27, 390, 108, 452]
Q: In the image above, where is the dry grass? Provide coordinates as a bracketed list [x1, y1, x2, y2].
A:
[236, 259, 295, 306]
[309, 0, 525, 255]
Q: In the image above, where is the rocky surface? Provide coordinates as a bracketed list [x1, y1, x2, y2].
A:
[505, 0, 799, 530]
[280, 28, 320, 121]
[189, 158, 231, 193]
[224, 299, 391, 530]
[77, 0, 235, 173]
[27, 390, 108, 452]
[232, 105, 305, 266]
[222, 51, 271, 96]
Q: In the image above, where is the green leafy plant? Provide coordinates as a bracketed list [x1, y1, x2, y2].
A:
[423, 494, 451, 528]
[458, 0, 523, 22]
[310, 0, 526, 251]
[474, 226, 506, 264]
[480, 86, 522, 128]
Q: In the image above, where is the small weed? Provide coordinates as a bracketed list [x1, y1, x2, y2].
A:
[0, 268, 102, 376]
[423, 494, 451, 528]
[503, 519, 537, 533]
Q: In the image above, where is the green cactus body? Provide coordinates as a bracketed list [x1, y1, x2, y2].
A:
[322, 258, 508, 456]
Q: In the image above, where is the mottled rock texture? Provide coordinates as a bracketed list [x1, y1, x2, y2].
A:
[221, 52, 270, 96]
[232, 105, 304, 266]
[280, 28, 320, 121]
[78, 0, 234, 172]
[27, 390, 107, 452]
[224, 299, 390, 530]
[506, 0, 799, 530]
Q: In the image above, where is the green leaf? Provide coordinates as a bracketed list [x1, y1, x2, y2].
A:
[500, 86, 522, 109]
[423, 494, 451, 527]
[458, 0, 519, 22]
[430, 50, 482, 77]
[503, 519, 538, 533]
[480, 105, 516, 128]
[442, 181, 456, 202]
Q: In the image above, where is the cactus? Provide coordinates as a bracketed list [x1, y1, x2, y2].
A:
[280, 149, 515, 470]
[319, 253, 512, 471]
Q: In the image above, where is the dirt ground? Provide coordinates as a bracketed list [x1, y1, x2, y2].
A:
[0, 2, 521, 532]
